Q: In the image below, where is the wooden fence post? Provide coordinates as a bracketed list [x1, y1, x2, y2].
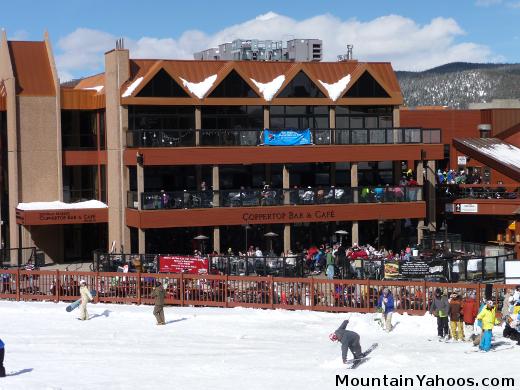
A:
[366, 279, 371, 312]
[56, 270, 60, 303]
[180, 273, 184, 307]
[16, 268, 20, 301]
[269, 276, 274, 310]
[137, 271, 141, 305]
[310, 277, 314, 310]
[224, 275, 228, 309]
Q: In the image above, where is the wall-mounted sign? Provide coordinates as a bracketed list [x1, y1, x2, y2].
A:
[460, 204, 478, 213]
[457, 156, 467, 165]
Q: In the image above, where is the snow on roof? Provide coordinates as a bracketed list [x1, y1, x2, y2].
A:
[479, 141, 520, 168]
[318, 75, 351, 101]
[179, 74, 217, 99]
[121, 77, 144, 98]
[82, 86, 104, 93]
[17, 200, 108, 211]
[250, 75, 285, 101]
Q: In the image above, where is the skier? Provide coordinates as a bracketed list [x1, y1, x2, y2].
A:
[448, 292, 464, 341]
[79, 280, 93, 321]
[476, 300, 496, 352]
[329, 319, 363, 363]
[503, 314, 520, 344]
[151, 281, 165, 325]
[0, 338, 4, 377]
[429, 288, 449, 340]
[376, 288, 394, 332]
[462, 292, 478, 337]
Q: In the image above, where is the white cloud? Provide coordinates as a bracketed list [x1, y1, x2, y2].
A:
[475, 0, 502, 6]
[54, 12, 501, 79]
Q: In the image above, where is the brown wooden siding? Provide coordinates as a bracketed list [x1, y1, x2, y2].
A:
[126, 202, 426, 229]
[61, 89, 106, 109]
[124, 144, 443, 166]
[63, 151, 107, 166]
[16, 208, 108, 226]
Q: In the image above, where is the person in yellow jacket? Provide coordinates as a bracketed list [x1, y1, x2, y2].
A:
[79, 280, 93, 321]
[476, 300, 496, 351]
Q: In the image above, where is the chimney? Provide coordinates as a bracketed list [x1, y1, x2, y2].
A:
[478, 124, 491, 138]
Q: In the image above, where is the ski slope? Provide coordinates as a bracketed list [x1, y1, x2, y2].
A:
[0, 301, 518, 390]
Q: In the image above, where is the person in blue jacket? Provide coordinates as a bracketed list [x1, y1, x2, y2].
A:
[0, 338, 5, 377]
[377, 288, 395, 332]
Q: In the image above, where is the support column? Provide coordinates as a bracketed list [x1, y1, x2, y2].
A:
[283, 164, 290, 204]
[329, 106, 335, 144]
[213, 227, 220, 254]
[195, 106, 201, 146]
[284, 224, 290, 254]
[416, 160, 425, 243]
[426, 160, 436, 231]
[137, 162, 145, 254]
[351, 162, 359, 245]
[263, 106, 270, 129]
[212, 165, 219, 208]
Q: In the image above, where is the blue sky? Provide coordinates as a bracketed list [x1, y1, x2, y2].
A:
[2, 0, 519, 80]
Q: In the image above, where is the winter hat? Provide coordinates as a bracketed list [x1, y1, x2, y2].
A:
[329, 333, 339, 342]
[435, 288, 442, 295]
[383, 288, 389, 295]
[79, 280, 86, 285]
[450, 293, 458, 299]
[508, 296, 515, 303]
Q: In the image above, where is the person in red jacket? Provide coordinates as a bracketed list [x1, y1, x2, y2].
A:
[462, 292, 478, 337]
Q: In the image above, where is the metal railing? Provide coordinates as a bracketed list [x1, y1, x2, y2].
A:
[128, 185, 423, 210]
[126, 127, 442, 147]
[439, 185, 520, 200]
[0, 269, 514, 315]
[0, 247, 43, 268]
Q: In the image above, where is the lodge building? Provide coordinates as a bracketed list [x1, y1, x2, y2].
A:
[0, 32, 452, 264]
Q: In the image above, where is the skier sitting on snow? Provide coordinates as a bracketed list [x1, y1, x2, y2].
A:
[502, 314, 520, 345]
[376, 288, 394, 332]
[329, 319, 363, 363]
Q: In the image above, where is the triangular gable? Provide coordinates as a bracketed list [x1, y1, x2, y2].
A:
[276, 69, 326, 98]
[343, 69, 390, 98]
[208, 69, 259, 98]
[136, 68, 190, 98]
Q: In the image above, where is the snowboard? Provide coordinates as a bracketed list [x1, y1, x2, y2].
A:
[65, 290, 97, 312]
[344, 342, 378, 369]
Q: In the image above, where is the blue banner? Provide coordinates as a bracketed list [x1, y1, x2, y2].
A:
[263, 128, 312, 146]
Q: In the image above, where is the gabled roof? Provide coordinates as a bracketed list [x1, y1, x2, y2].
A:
[73, 73, 105, 94]
[120, 59, 402, 104]
[453, 138, 520, 182]
[8, 41, 55, 96]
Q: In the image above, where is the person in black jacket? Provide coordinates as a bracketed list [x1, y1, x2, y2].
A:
[0, 338, 5, 377]
[329, 319, 362, 363]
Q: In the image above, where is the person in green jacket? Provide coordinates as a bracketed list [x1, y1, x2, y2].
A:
[151, 281, 165, 325]
[430, 288, 450, 340]
[325, 247, 335, 279]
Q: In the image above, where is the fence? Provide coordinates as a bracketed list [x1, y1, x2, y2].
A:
[0, 270, 515, 315]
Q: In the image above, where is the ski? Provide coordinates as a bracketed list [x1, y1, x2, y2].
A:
[347, 357, 370, 369]
[465, 344, 515, 353]
[344, 342, 379, 365]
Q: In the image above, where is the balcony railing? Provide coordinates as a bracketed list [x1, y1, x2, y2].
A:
[127, 185, 423, 210]
[126, 128, 442, 148]
[439, 185, 520, 200]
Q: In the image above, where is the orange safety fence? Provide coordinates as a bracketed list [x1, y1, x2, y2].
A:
[0, 270, 515, 315]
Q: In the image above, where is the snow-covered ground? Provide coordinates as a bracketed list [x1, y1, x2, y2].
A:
[0, 301, 518, 390]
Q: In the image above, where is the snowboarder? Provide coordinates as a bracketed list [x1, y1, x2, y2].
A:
[329, 319, 363, 363]
[429, 288, 450, 340]
[476, 300, 496, 352]
[79, 280, 93, 321]
[376, 288, 394, 332]
[151, 281, 165, 325]
[0, 338, 5, 377]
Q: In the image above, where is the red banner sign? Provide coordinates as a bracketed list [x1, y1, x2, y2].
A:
[159, 255, 208, 274]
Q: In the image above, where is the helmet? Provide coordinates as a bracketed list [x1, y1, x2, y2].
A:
[486, 300, 494, 307]
[79, 280, 86, 285]
[329, 333, 339, 342]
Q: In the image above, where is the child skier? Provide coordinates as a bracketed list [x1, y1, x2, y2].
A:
[476, 300, 496, 352]
[376, 288, 394, 332]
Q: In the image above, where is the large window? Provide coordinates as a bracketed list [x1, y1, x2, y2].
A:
[277, 71, 325, 98]
[63, 166, 100, 202]
[358, 161, 394, 186]
[336, 106, 393, 128]
[128, 106, 195, 130]
[136, 69, 189, 97]
[201, 106, 263, 129]
[270, 106, 329, 129]
[61, 110, 104, 150]
[209, 70, 258, 98]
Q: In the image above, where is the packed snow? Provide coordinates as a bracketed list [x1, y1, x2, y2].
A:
[1, 301, 518, 390]
[121, 77, 143, 98]
[319, 75, 351, 101]
[16, 200, 108, 211]
[251, 75, 285, 101]
[81, 86, 104, 93]
[180, 75, 217, 99]
[479, 140, 520, 168]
